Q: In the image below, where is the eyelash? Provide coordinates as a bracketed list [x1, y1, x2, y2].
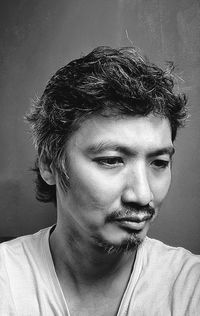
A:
[93, 157, 171, 169]
[93, 157, 123, 167]
[151, 160, 170, 169]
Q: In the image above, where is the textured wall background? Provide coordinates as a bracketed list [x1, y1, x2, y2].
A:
[0, 0, 200, 253]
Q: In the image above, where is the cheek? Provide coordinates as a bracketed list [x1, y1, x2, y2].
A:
[68, 162, 122, 210]
[151, 171, 172, 205]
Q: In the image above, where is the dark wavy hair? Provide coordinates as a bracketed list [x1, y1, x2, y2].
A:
[26, 46, 188, 205]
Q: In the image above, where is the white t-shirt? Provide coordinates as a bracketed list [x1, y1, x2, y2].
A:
[0, 227, 199, 315]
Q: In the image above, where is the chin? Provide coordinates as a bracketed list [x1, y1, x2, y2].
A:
[93, 232, 144, 254]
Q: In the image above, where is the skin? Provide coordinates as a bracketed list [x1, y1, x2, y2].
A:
[41, 114, 174, 315]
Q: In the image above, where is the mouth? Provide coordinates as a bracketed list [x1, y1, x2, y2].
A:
[114, 214, 153, 231]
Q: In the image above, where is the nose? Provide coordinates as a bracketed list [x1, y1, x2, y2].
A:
[121, 162, 153, 206]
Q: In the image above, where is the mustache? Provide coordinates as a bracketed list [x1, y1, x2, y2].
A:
[105, 205, 155, 223]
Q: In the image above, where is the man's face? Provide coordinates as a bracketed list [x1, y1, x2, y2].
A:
[56, 115, 173, 252]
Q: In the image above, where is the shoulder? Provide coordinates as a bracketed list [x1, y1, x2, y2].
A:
[0, 226, 52, 287]
[144, 237, 200, 262]
[127, 239, 200, 314]
[0, 227, 52, 312]
[142, 237, 200, 296]
[143, 237, 200, 272]
[136, 238, 200, 313]
[0, 226, 51, 260]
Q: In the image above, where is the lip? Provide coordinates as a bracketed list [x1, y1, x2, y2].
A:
[114, 214, 152, 231]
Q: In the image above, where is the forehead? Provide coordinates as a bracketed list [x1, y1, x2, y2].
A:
[67, 115, 173, 154]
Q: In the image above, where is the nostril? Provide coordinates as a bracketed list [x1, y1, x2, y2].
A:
[121, 182, 152, 206]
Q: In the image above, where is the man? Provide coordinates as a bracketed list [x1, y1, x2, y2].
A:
[0, 46, 199, 315]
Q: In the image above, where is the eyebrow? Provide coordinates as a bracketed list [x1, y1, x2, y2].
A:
[147, 147, 175, 158]
[86, 141, 175, 158]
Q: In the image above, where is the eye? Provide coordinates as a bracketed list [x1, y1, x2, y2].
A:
[93, 157, 124, 167]
[151, 159, 170, 169]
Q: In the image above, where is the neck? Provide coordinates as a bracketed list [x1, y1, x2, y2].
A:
[49, 223, 137, 289]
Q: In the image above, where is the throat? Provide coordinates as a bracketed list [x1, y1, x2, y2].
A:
[50, 228, 137, 316]
[49, 224, 137, 286]
[49, 225, 138, 316]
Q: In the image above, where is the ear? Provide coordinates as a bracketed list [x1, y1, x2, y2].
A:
[39, 160, 56, 185]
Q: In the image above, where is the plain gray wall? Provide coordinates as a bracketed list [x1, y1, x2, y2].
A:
[0, 0, 200, 253]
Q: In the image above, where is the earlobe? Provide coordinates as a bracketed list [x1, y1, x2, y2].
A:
[39, 161, 56, 185]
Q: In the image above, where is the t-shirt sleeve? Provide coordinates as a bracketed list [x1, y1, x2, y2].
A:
[0, 243, 17, 315]
[174, 252, 200, 315]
